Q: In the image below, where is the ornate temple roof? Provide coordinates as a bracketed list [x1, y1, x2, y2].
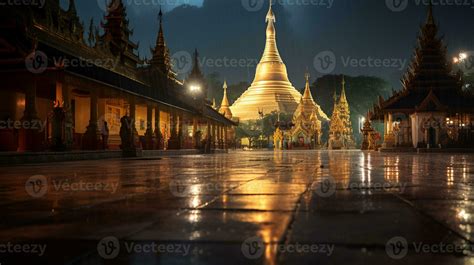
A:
[371, 3, 474, 118]
[150, 7, 173, 77]
[293, 73, 329, 122]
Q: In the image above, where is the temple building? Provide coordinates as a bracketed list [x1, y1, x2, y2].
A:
[285, 73, 329, 149]
[328, 77, 356, 150]
[369, 4, 474, 150]
[230, 1, 302, 121]
[0, 0, 235, 154]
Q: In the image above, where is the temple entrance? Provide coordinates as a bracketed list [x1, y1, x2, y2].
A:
[428, 127, 436, 147]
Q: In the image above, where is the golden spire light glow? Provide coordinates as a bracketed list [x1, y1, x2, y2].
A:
[230, 0, 302, 121]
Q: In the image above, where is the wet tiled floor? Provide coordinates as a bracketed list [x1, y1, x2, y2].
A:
[0, 150, 473, 264]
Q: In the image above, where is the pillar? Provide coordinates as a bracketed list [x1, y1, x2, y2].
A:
[63, 83, 74, 149]
[168, 110, 179, 150]
[18, 79, 43, 152]
[129, 98, 139, 149]
[154, 105, 162, 150]
[193, 117, 198, 149]
[82, 89, 101, 150]
[224, 126, 228, 150]
[144, 104, 154, 150]
[179, 114, 185, 149]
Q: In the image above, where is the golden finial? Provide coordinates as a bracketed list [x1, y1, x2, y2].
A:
[266, 0, 275, 23]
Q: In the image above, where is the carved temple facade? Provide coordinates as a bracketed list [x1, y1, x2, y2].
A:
[0, 1, 235, 153]
[368, 4, 474, 150]
[327, 77, 356, 150]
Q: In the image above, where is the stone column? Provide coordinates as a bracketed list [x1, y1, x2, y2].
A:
[179, 113, 185, 149]
[168, 110, 179, 150]
[63, 82, 73, 150]
[154, 105, 162, 150]
[211, 123, 216, 150]
[193, 117, 198, 149]
[224, 126, 228, 150]
[18, 79, 43, 152]
[144, 104, 154, 150]
[82, 89, 101, 150]
[129, 98, 139, 149]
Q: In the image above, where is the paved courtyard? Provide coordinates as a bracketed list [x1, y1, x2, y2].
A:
[0, 150, 474, 265]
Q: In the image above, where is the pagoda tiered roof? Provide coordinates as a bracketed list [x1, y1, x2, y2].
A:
[370, 3, 474, 119]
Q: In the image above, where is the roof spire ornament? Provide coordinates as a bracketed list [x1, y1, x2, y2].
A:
[340, 76, 348, 104]
[302, 71, 313, 100]
[426, 0, 435, 25]
[219, 80, 233, 119]
[266, 0, 275, 23]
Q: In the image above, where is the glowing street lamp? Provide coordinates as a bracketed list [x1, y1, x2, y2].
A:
[189, 84, 201, 93]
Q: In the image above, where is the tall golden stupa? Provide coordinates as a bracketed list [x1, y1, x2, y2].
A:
[230, 0, 301, 121]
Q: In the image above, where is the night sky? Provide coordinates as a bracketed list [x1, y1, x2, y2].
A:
[64, 0, 473, 88]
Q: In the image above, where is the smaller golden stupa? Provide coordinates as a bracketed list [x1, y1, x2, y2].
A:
[219, 80, 233, 120]
[328, 76, 356, 149]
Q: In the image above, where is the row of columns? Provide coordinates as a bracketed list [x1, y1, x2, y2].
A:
[16, 77, 232, 152]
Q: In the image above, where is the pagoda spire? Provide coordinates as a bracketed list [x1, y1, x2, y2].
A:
[302, 72, 314, 101]
[219, 80, 233, 119]
[68, 0, 77, 15]
[190, 49, 202, 76]
[261, 0, 282, 63]
[426, 0, 435, 25]
[339, 76, 348, 104]
[151, 6, 171, 74]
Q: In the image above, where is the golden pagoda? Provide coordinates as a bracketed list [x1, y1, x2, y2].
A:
[287, 73, 329, 148]
[230, 0, 301, 121]
[219, 80, 233, 120]
[328, 76, 356, 150]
